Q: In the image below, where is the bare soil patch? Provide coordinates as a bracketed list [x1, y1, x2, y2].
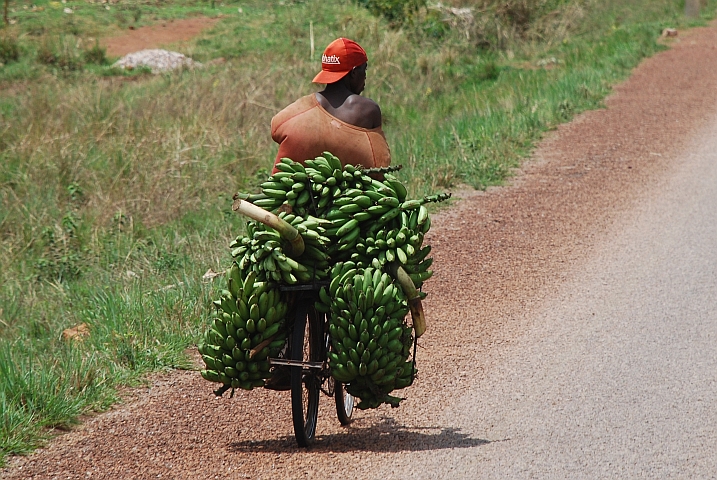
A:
[4, 22, 717, 480]
[101, 16, 221, 58]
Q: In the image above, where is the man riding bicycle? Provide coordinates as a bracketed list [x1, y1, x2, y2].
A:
[264, 37, 390, 390]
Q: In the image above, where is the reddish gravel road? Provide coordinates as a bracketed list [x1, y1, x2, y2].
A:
[4, 22, 717, 480]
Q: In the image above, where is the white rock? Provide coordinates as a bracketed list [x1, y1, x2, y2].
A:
[112, 49, 202, 73]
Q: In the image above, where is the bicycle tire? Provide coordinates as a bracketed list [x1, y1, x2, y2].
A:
[290, 300, 321, 447]
[334, 381, 354, 426]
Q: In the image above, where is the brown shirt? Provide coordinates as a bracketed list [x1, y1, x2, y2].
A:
[271, 94, 391, 173]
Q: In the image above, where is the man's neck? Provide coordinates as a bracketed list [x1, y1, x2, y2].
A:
[319, 83, 355, 109]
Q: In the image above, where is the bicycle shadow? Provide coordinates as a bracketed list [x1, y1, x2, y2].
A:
[227, 416, 490, 453]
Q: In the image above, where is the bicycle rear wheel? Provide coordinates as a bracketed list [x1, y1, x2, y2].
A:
[290, 301, 321, 447]
[335, 381, 354, 425]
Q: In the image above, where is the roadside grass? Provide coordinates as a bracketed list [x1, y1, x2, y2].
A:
[1, 0, 715, 466]
[0, 0, 230, 82]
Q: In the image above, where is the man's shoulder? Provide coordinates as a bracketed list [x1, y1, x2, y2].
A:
[272, 95, 318, 132]
[347, 94, 380, 110]
[277, 94, 317, 115]
[347, 95, 382, 128]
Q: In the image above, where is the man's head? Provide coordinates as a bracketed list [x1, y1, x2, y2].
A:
[313, 38, 368, 89]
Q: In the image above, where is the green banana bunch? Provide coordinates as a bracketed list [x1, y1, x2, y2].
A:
[199, 265, 290, 391]
[251, 153, 359, 218]
[206, 151, 450, 404]
[324, 264, 415, 409]
[261, 159, 316, 217]
[317, 164, 416, 263]
[266, 154, 376, 219]
[229, 214, 330, 284]
[354, 209, 434, 288]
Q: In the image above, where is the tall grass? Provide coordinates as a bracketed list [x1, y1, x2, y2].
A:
[1, 0, 715, 466]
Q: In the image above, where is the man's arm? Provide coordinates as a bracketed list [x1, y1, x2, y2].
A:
[364, 99, 382, 129]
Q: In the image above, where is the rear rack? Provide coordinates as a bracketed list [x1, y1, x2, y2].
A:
[269, 358, 324, 369]
[278, 280, 330, 293]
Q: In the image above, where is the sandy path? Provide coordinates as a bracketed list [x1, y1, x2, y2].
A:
[101, 17, 220, 58]
[4, 21, 717, 480]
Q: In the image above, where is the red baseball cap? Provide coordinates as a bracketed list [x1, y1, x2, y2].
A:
[312, 38, 368, 84]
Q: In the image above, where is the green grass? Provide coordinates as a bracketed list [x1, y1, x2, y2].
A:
[0, 0, 230, 82]
[1, 0, 715, 467]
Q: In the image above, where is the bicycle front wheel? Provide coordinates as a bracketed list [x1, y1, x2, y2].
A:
[290, 301, 321, 447]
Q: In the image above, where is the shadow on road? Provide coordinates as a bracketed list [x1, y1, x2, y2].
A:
[228, 416, 490, 453]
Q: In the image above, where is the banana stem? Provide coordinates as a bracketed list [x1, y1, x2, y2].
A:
[389, 264, 426, 338]
[249, 332, 278, 360]
[231, 198, 305, 257]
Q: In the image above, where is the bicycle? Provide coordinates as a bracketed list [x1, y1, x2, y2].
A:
[269, 282, 355, 447]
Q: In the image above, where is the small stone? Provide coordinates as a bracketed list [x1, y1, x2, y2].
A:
[662, 28, 678, 38]
[62, 323, 90, 342]
[202, 268, 223, 281]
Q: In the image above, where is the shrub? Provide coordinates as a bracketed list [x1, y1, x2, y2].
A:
[36, 37, 84, 71]
[419, 1, 584, 51]
[480, 60, 500, 81]
[419, 8, 450, 39]
[36, 42, 58, 65]
[355, 0, 426, 25]
[0, 35, 20, 63]
[57, 52, 84, 72]
[34, 213, 84, 283]
[84, 42, 107, 65]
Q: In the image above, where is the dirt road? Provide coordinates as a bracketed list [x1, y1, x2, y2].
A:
[4, 22, 717, 480]
[101, 17, 220, 57]
[377, 98, 717, 479]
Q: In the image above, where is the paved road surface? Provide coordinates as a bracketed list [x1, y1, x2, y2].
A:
[379, 117, 717, 478]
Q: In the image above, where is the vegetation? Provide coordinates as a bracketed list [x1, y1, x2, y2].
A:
[1, 0, 715, 466]
[355, 0, 427, 25]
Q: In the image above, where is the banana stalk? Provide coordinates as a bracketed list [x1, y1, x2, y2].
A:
[389, 264, 426, 337]
[232, 197, 305, 256]
[249, 332, 279, 360]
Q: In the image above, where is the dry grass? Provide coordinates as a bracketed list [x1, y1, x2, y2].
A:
[2, 67, 282, 231]
[423, 0, 587, 50]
